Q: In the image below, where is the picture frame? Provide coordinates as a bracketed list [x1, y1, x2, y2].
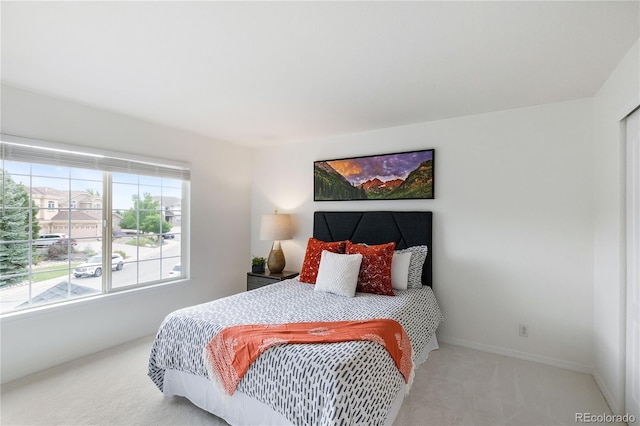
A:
[314, 149, 434, 201]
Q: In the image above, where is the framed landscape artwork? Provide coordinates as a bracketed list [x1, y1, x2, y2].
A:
[314, 149, 434, 201]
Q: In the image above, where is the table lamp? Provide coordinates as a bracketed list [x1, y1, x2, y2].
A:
[259, 210, 293, 274]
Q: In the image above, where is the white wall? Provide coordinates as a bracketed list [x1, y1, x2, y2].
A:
[0, 85, 252, 383]
[592, 39, 640, 414]
[251, 98, 595, 371]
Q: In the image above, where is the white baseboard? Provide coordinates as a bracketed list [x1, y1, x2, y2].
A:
[437, 335, 594, 375]
[593, 369, 620, 415]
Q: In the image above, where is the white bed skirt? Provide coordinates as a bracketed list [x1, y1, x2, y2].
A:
[162, 335, 439, 425]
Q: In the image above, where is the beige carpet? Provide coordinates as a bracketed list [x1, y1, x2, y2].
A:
[1, 336, 616, 426]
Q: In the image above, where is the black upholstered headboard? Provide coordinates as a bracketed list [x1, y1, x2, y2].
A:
[313, 211, 433, 287]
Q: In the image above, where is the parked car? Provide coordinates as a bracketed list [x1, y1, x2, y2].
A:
[34, 233, 77, 248]
[74, 254, 124, 278]
[168, 262, 181, 277]
[162, 233, 175, 239]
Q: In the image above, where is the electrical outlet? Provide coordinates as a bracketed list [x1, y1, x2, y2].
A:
[519, 323, 529, 337]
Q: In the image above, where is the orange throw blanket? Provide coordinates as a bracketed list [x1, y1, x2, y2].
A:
[204, 319, 413, 396]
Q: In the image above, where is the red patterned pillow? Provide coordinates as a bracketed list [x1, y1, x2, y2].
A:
[346, 241, 396, 296]
[299, 238, 347, 284]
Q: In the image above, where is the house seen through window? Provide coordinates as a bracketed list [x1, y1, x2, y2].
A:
[0, 136, 190, 314]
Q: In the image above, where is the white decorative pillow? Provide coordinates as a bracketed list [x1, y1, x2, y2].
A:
[314, 250, 363, 298]
[391, 252, 412, 290]
[396, 245, 429, 288]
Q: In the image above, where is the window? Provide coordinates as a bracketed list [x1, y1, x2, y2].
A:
[0, 135, 190, 314]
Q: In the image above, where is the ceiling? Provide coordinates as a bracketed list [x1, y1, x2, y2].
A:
[1, 1, 638, 147]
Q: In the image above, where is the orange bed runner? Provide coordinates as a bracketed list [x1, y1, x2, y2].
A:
[204, 319, 413, 396]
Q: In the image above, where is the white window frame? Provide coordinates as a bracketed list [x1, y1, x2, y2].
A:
[0, 134, 190, 314]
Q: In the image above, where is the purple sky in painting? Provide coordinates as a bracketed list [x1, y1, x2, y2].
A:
[328, 150, 432, 186]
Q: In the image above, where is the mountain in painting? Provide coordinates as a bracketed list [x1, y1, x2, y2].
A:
[388, 159, 434, 199]
[314, 161, 367, 200]
[357, 178, 403, 199]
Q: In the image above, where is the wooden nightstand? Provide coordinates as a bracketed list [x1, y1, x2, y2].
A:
[247, 270, 299, 291]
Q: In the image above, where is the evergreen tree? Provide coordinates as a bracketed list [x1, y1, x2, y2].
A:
[0, 169, 40, 287]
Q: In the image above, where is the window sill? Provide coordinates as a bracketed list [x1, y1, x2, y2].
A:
[0, 278, 190, 323]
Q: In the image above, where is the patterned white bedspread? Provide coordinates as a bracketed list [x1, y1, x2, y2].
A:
[148, 279, 443, 425]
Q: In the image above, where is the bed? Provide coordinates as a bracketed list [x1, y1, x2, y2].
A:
[148, 211, 443, 425]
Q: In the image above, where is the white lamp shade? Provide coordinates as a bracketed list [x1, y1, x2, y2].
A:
[260, 213, 293, 241]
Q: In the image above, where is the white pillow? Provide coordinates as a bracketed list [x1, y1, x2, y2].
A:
[396, 245, 429, 288]
[314, 250, 363, 298]
[391, 252, 412, 290]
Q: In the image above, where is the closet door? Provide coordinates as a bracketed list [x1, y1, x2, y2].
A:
[627, 107, 640, 420]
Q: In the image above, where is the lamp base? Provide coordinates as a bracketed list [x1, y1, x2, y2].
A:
[267, 247, 286, 274]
